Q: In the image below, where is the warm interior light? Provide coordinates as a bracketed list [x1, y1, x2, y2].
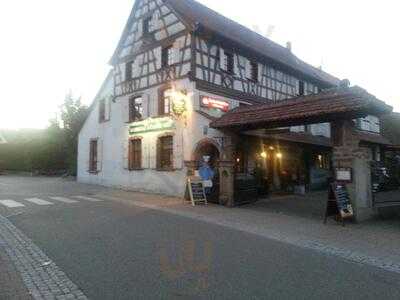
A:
[269, 146, 275, 150]
[276, 152, 283, 159]
[260, 152, 267, 159]
[236, 158, 240, 163]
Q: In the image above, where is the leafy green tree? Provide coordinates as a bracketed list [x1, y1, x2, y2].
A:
[59, 92, 89, 174]
[0, 92, 88, 175]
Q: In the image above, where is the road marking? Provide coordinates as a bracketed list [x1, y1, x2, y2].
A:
[73, 196, 103, 202]
[49, 197, 79, 204]
[0, 200, 25, 208]
[25, 198, 54, 205]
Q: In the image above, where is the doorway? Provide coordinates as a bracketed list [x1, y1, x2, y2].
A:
[193, 140, 221, 203]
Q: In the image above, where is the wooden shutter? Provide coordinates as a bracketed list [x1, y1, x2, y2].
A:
[97, 139, 103, 172]
[158, 90, 165, 116]
[156, 138, 161, 169]
[86, 142, 90, 172]
[123, 139, 130, 170]
[132, 139, 142, 169]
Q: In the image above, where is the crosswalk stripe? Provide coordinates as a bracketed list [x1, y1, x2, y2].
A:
[0, 200, 25, 208]
[73, 196, 103, 202]
[49, 197, 79, 204]
[25, 198, 54, 205]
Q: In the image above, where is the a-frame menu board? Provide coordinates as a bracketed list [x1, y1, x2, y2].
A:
[186, 177, 208, 206]
[324, 183, 354, 226]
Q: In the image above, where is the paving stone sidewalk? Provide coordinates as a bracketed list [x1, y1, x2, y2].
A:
[98, 189, 400, 275]
[0, 215, 87, 300]
[0, 248, 32, 300]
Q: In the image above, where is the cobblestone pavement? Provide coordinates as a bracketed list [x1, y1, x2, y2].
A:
[0, 214, 87, 300]
[0, 248, 31, 300]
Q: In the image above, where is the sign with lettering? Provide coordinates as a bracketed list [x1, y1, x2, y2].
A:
[200, 96, 229, 112]
[336, 168, 352, 182]
[186, 178, 208, 206]
[324, 183, 354, 226]
[129, 117, 175, 135]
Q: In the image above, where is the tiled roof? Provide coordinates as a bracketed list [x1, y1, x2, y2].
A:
[210, 87, 393, 130]
[167, 0, 340, 86]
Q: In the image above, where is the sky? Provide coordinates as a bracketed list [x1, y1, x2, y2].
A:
[0, 0, 399, 129]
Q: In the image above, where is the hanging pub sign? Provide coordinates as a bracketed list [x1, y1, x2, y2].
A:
[324, 183, 354, 226]
[129, 117, 175, 135]
[200, 96, 230, 112]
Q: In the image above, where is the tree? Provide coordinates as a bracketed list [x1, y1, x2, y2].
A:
[0, 93, 88, 175]
[60, 92, 89, 174]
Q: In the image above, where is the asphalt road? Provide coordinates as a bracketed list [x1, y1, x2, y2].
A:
[1, 176, 400, 299]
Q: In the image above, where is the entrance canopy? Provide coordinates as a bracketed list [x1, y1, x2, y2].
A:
[210, 86, 393, 131]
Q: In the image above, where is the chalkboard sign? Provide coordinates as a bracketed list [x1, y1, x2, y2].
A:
[324, 183, 354, 226]
[186, 178, 208, 206]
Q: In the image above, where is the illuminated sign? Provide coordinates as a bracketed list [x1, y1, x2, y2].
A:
[129, 117, 175, 135]
[201, 96, 229, 112]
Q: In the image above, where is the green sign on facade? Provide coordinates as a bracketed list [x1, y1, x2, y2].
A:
[129, 117, 175, 135]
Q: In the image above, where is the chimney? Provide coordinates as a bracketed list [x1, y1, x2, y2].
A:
[286, 41, 292, 52]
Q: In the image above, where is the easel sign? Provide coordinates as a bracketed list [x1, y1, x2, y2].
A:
[324, 183, 354, 226]
[185, 177, 208, 206]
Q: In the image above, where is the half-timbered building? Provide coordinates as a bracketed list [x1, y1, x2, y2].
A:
[78, 0, 392, 213]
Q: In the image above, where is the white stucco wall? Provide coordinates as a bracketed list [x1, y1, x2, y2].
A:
[78, 77, 236, 197]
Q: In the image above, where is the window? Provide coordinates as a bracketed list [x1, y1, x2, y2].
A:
[316, 153, 330, 170]
[159, 88, 173, 115]
[220, 50, 234, 74]
[129, 96, 143, 122]
[157, 136, 173, 170]
[250, 61, 259, 82]
[162, 45, 174, 67]
[89, 140, 98, 173]
[298, 81, 305, 96]
[129, 139, 142, 170]
[143, 16, 151, 35]
[99, 99, 106, 123]
[126, 61, 133, 81]
[225, 52, 234, 73]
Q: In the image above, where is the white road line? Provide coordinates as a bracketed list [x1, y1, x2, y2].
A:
[25, 198, 54, 205]
[49, 197, 79, 204]
[73, 196, 103, 202]
[0, 200, 25, 208]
